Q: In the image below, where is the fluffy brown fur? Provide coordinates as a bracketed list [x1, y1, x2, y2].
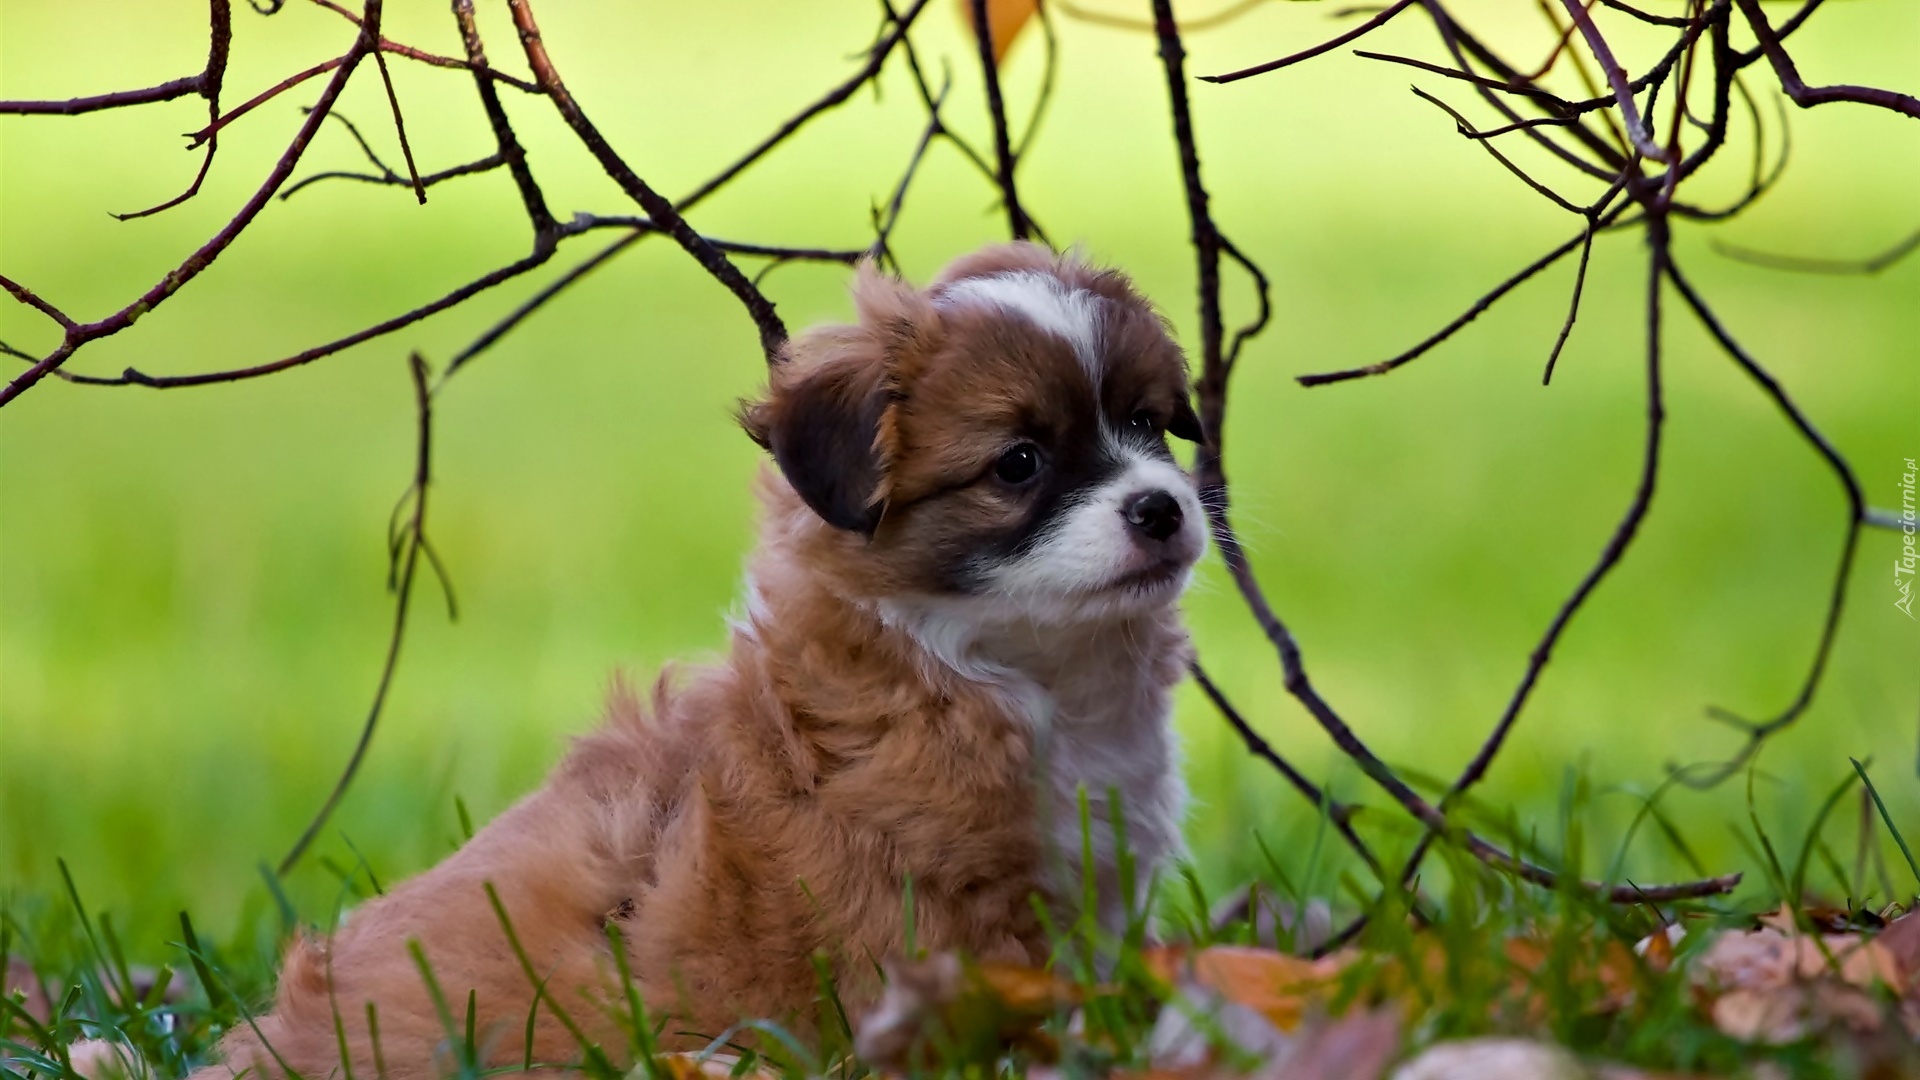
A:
[182, 243, 1202, 1079]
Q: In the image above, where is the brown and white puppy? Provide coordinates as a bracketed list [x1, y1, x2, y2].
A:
[187, 242, 1206, 1080]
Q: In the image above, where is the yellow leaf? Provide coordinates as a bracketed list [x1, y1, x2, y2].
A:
[959, 0, 1040, 67]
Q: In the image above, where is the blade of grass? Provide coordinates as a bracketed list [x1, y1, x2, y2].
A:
[367, 1001, 389, 1080]
[258, 862, 298, 938]
[1745, 766, 1792, 901]
[482, 883, 615, 1074]
[1851, 757, 1919, 891]
[177, 912, 230, 1012]
[56, 860, 132, 1007]
[1790, 770, 1861, 903]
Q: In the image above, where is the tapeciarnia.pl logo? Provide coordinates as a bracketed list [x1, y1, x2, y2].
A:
[1897, 457, 1917, 619]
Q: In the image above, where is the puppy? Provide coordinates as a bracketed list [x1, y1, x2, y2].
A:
[189, 242, 1207, 1079]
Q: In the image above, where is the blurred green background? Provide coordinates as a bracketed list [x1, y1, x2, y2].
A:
[2, 0, 1916, 958]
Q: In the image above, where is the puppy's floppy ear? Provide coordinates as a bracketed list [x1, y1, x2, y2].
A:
[741, 262, 939, 534]
[741, 349, 889, 534]
[1169, 392, 1204, 443]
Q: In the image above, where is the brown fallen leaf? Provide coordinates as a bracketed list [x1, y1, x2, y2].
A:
[1875, 906, 1920, 990]
[1501, 936, 1643, 1016]
[1633, 924, 1683, 973]
[1143, 946, 1355, 1033]
[1388, 1038, 1585, 1080]
[1757, 900, 1886, 935]
[1266, 1005, 1401, 1080]
[853, 952, 1078, 1069]
[654, 1052, 779, 1080]
[1144, 978, 1293, 1072]
[1697, 926, 1902, 994]
[1692, 925, 1904, 1044]
[959, 0, 1040, 67]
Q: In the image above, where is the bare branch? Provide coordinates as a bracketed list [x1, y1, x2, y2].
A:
[1397, 217, 1674, 889]
[968, 0, 1034, 240]
[452, 0, 557, 246]
[1735, 0, 1920, 119]
[0, 0, 384, 407]
[1297, 211, 1626, 387]
[1664, 257, 1866, 789]
[1556, 0, 1673, 161]
[1202, 0, 1416, 83]
[1540, 221, 1595, 384]
[370, 44, 424, 204]
[115, 0, 233, 220]
[1713, 226, 1920, 275]
[278, 352, 441, 876]
[1152, 0, 1736, 904]
[306, 0, 542, 92]
[504, 0, 785, 360]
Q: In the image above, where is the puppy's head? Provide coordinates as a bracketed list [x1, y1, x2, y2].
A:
[742, 243, 1206, 622]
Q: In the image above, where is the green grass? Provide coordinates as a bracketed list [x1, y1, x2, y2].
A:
[4, 771, 1915, 1079]
[2, 0, 1917, 1057]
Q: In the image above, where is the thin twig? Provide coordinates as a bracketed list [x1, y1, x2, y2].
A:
[1202, 0, 1416, 83]
[1152, 0, 1736, 905]
[1557, 0, 1673, 161]
[1713, 227, 1920, 275]
[115, 0, 233, 220]
[281, 154, 504, 201]
[1541, 220, 1596, 384]
[969, 0, 1033, 239]
[1189, 661, 1378, 877]
[1410, 86, 1585, 213]
[189, 57, 345, 149]
[452, 0, 557, 247]
[1664, 257, 1865, 789]
[305, 0, 541, 92]
[1734, 0, 1920, 119]
[504, 0, 786, 360]
[0, 0, 385, 407]
[1397, 216, 1674, 889]
[1298, 211, 1625, 387]
[370, 45, 425, 203]
[279, 352, 439, 875]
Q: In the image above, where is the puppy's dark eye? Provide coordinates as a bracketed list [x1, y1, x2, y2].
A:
[1128, 409, 1160, 434]
[994, 442, 1043, 486]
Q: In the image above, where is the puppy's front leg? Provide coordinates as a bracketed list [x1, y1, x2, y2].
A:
[195, 776, 642, 1080]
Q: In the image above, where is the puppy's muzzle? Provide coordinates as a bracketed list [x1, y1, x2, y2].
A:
[1122, 488, 1184, 544]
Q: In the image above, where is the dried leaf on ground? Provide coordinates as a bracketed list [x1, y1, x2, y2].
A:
[1144, 979, 1293, 1072]
[1388, 1038, 1586, 1080]
[1136, 1003, 1398, 1080]
[1263, 1005, 1401, 1080]
[1501, 936, 1643, 1016]
[650, 1052, 781, 1080]
[1633, 924, 1685, 972]
[1697, 925, 1902, 993]
[1143, 946, 1354, 1033]
[853, 952, 1078, 1069]
[1876, 906, 1920, 988]
[1756, 900, 1886, 934]
[1692, 924, 1904, 1043]
[959, 0, 1040, 66]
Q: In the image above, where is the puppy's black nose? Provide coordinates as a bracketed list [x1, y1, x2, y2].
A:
[1123, 489, 1183, 542]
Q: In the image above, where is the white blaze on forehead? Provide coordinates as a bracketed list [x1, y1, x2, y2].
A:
[937, 271, 1103, 381]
